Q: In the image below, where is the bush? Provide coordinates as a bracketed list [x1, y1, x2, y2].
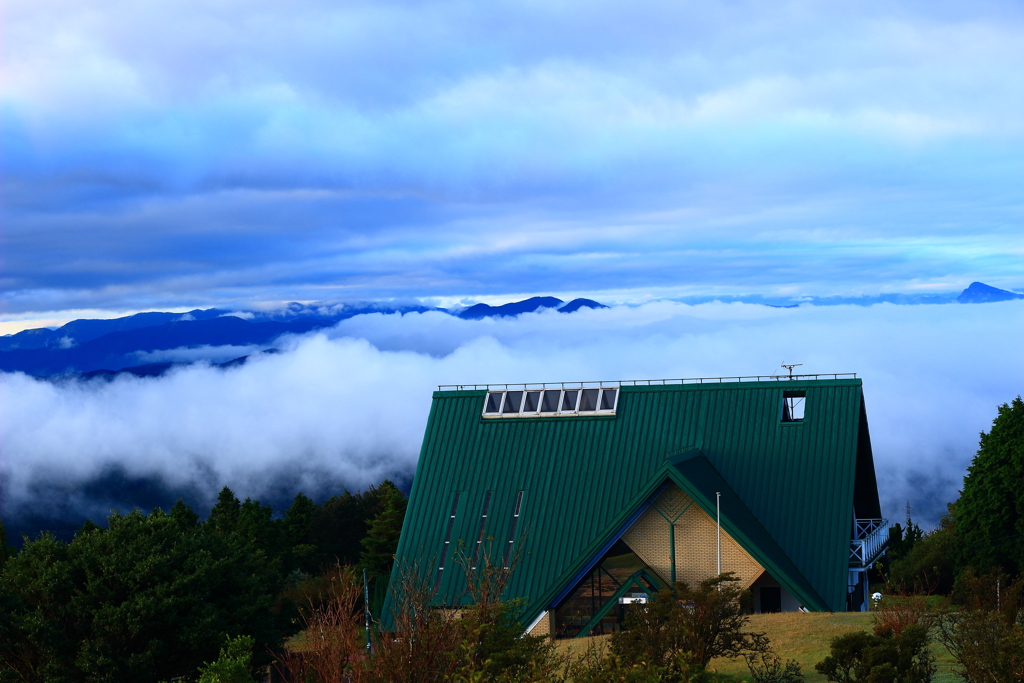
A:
[935, 569, 1024, 682]
[612, 573, 761, 676]
[814, 625, 935, 683]
[197, 635, 257, 683]
[743, 634, 804, 683]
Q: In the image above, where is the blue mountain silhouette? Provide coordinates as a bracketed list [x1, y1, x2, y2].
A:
[559, 298, 608, 313]
[0, 297, 609, 376]
[458, 296, 565, 319]
[956, 282, 1024, 304]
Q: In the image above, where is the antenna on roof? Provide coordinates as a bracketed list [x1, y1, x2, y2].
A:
[781, 363, 802, 378]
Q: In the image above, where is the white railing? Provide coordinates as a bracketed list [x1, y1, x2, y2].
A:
[439, 373, 857, 391]
[850, 518, 889, 568]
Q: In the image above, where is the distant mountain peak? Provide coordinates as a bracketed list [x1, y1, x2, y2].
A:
[458, 296, 565, 320]
[559, 298, 609, 313]
[956, 282, 1024, 304]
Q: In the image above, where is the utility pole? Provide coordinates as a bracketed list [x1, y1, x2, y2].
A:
[363, 568, 372, 654]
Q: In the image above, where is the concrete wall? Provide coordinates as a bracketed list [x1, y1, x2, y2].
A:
[623, 483, 764, 591]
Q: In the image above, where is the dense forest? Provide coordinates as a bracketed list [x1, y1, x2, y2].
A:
[0, 481, 407, 682]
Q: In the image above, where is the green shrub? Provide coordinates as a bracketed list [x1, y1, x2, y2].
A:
[814, 624, 934, 683]
[197, 635, 257, 683]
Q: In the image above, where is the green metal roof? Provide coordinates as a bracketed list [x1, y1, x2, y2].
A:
[386, 377, 879, 625]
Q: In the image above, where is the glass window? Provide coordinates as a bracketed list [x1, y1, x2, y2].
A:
[600, 389, 617, 410]
[562, 390, 579, 412]
[503, 391, 524, 414]
[579, 389, 600, 411]
[782, 390, 806, 422]
[523, 391, 541, 412]
[484, 392, 503, 414]
[541, 390, 561, 412]
[553, 540, 660, 638]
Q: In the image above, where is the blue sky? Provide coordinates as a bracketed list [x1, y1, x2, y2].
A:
[3, 0, 1023, 330]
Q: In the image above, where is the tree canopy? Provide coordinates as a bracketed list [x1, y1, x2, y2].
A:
[955, 396, 1024, 575]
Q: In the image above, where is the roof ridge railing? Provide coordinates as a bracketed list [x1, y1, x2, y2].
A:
[438, 373, 857, 391]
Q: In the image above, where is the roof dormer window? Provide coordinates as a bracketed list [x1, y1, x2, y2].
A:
[481, 386, 619, 419]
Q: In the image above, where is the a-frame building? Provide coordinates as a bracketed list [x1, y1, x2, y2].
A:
[386, 375, 888, 638]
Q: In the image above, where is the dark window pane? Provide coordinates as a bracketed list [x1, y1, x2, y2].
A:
[541, 390, 561, 412]
[580, 389, 599, 411]
[782, 390, 806, 422]
[524, 391, 541, 412]
[562, 390, 579, 411]
[600, 389, 617, 410]
[503, 391, 523, 413]
[554, 539, 658, 638]
[484, 392, 503, 413]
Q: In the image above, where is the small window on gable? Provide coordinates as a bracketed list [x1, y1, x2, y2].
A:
[540, 390, 561, 413]
[562, 390, 579, 412]
[523, 391, 541, 413]
[579, 388, 600, 411]
[782, 390, 806, 422]
[484, 392, 503, 414]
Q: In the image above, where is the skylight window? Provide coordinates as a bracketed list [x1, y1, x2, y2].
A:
[503, 391, 523, 414]
[601, 389, 617, 410]
[481, 386, 618, 418]
[484, 392, 503, 414]
[541, 390, 561, 412]
[561, 390, 579, 412]
[579, 389, 599, 411]
[523, 391, 541, 413]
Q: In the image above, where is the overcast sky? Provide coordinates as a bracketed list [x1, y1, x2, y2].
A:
[3, 0, 1023, 327]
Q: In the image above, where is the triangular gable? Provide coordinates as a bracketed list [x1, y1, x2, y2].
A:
[664, 452, 829, 611]
[520, 453, 827, 630]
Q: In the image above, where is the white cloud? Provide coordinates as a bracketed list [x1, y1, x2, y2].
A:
[2, 301, 1021, 529]
[131, 344, 261, 365]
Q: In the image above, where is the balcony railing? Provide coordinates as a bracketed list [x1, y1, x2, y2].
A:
[850, 518, 889, 568]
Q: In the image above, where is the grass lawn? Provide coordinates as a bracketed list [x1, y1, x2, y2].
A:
[557, 612, 961, 682]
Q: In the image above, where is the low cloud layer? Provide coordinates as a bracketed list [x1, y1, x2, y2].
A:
[2, 301, 1021, 533]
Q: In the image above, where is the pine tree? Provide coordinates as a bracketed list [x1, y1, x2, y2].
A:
[359, 480, 407, 577]
[0, 518, 13, 564]
[955, 397, 1024, 574]
[209, 486, 241, 532]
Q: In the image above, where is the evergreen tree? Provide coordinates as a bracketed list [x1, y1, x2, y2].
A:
[311, 484, 391, 570]
[0, 505, 293, 682]
[0, 519, 13, 565]
[209, 486, 242, 531]
[955, 397, 1024, 575]
[359, 480, 407, 577]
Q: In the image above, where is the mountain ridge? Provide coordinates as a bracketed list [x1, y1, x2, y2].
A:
[0, 296, 609, 377]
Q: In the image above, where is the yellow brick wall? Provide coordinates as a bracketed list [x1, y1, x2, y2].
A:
[622, 483, 763, 591]
[527, 610, 553, 639]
